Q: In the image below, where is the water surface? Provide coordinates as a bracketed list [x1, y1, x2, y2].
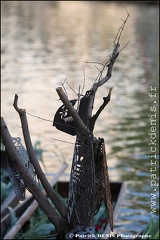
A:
[1, 1, 159, 235]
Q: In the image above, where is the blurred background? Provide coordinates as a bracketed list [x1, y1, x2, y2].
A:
[1, 1, 159, 235]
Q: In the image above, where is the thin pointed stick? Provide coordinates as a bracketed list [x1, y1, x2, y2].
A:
[90, 87, 113, 132]
[1, 117, 63, 232]
[56, 87, 88, 132]
[13, 94, 68, 219]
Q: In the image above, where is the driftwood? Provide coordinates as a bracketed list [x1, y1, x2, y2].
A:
[1, 11, 130, 239]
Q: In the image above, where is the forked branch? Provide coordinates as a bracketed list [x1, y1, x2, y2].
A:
[92, 11, 130, 92]
[56, 11, 130, 133]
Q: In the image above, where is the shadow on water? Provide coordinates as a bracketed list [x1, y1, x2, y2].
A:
[1, 1, 159, 235]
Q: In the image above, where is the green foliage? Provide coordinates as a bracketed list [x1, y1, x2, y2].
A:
[14, 190, 67, 239]
[19, 218, 55, 239]
[1, 168, 12, 202]
[16, 202, 56, 239]
[142, 217, 159, 239]
[1, 140, 5, 151]
[1, 167, 9, 182]
[8, 206, 18, 228]
[2, 207, 18, 238]
[1, 182, 7, 202]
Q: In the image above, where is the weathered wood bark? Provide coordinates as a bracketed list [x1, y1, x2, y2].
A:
[1, 117, 65, 233]
[13, 94, 67, 219]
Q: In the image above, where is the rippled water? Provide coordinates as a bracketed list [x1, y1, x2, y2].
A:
[1, 1, 159, 235]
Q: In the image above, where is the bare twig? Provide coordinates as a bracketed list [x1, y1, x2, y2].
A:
[1, 117, 63, 232]
[13, 94, 68, 219]
[86, 60, 105, 66]
[90, 87, 113, 132]
[92, 50, 119, 92]
[81, 65, 86, 96]
[66, 81, 78, 97]
[58, 79, 68, 96]
[92, 11, 130, 92]
[119, 40, 130, 53]
[55, 13, 129, 132]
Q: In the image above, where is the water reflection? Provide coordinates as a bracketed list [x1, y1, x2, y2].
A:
[1, 1, 159, 235]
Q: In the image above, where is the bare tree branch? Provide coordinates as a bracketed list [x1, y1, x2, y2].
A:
[90, 87, 113, 132]
[13, 94, 68, 219]
[55, 11, 129, 134]
[1, 117, 64, 232]
[92, 11, 130, 92]
[56, 87, 89, 132]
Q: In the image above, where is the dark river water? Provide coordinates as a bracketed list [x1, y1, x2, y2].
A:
[1, 1, 159, 236]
